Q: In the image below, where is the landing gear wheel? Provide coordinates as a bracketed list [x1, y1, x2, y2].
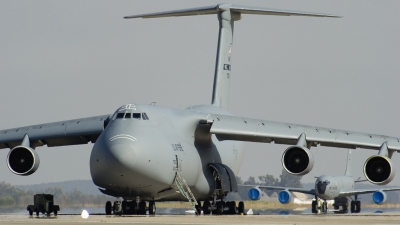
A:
[203, 201, 211, 215]
[350, 201, 355, 213]
[227, 201, 237, 214]
[54, 210, 58, 216]
[311, 200, 317, 214]
[351, 201, 361, 213]
[114, 201, 122, 216]
[121, 200, 127, 215]
[238, 201, 245, 215]
[343, 205, 348, 214]
[322, 202, 327, 214]
[215, 201, 224, 215]
[28, 210, 33, 216]
[35, 210, 39, 217]
[105, 201, 112, 215]
[149, 201, 156, 215]
[138, 201, 146, 215]
[195, 201, 202, 215]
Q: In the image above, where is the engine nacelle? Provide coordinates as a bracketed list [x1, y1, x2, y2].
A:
[248, 187, 261, 201]
[282, 145, 314, 175]
[363, 155, 395, 185]
[372, 190, 387, 205]
[278, 190, 292, 204]
[7, 146, 40, 176]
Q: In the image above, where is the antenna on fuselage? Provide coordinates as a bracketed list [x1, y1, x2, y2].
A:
[124, 4, 340, 110]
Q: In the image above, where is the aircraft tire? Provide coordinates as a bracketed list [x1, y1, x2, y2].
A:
[350, 201, 355, 213]
[343, 205, 348, 214]
[215, 201, 224, 215]
[149, 201, 156, 215]
[114, 201, 122, 216]
[311, 200, 317, 214]
[105, 201, 112, 215]
[322, 202, 327, 214]
[356, 201, 361, 213]
[121, 200, 127, 215]
[138, 201, 146, 215]
[28, 209, 33, 216]
[203, 201, 211, 215]
[228, 201, 237, 214]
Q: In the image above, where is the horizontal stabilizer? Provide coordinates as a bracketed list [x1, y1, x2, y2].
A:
[124, 3, 340, 19]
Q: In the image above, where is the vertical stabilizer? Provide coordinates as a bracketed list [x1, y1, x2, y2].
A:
[211, 5, 240, 109]
[124, 4, 339, 110]
[345, 149, 352, 176]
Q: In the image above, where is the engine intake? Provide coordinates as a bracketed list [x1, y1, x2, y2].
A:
[364, 155, 395, 185]
[278, 190, 292, 204]
[282, 146, 314, 175]
[248, 187, 261, 201]
[7, 146, 40, 176]
[372, 190, 387, 205]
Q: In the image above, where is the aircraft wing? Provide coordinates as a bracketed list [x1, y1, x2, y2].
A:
[240, 184, 315, 195]
[207, 114, 400, 152]
[339, 187, 400, 197]
[0, 115, 110, 149]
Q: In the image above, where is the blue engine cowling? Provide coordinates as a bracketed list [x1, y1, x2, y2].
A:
[278, 190, 292, 204]
[248, 187, 261, 201]
[372, 190, 387, 205]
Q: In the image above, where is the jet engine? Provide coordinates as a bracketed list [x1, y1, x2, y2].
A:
[248, 187, 261, 201]
[7, 146, 40, 176]
[372, 190, 387, 205]
[282, 145, 314, 175]
[278, 190, 292, 204]
[364, 155, 395, 185]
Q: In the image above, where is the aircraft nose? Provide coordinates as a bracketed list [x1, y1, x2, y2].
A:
[316, 182, 328, 194]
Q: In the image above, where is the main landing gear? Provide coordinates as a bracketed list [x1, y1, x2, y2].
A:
[311, 197, 327, 214]
[105, 198, 156, 216]
[332, 197, 348, 214]
[201, 200, 245, 215]
[350, 195, 361, 213]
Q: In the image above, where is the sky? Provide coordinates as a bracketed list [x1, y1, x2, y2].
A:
[0, 0, 400, 186]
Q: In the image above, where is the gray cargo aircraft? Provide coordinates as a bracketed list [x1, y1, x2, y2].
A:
[246, 150, 400, 214]
[1, 3, 399, 216]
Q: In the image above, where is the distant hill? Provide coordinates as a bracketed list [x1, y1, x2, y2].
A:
[16, 180, 101, 195]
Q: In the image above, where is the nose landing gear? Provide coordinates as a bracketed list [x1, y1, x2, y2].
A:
[311, 197, 327, 214]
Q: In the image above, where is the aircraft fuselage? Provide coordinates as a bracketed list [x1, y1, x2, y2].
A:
[315, 175, 354, 200]
[89, 103, 245, 201]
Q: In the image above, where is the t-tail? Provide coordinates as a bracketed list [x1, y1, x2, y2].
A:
[124, 4, 339, 109]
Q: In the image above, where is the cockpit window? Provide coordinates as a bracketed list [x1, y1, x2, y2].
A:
[113, 111, 143, 120]
[132, 113, 141, 119]
[143, 113, 149, 120]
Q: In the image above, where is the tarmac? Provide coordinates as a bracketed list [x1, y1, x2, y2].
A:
[1, 214, 400, 225]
